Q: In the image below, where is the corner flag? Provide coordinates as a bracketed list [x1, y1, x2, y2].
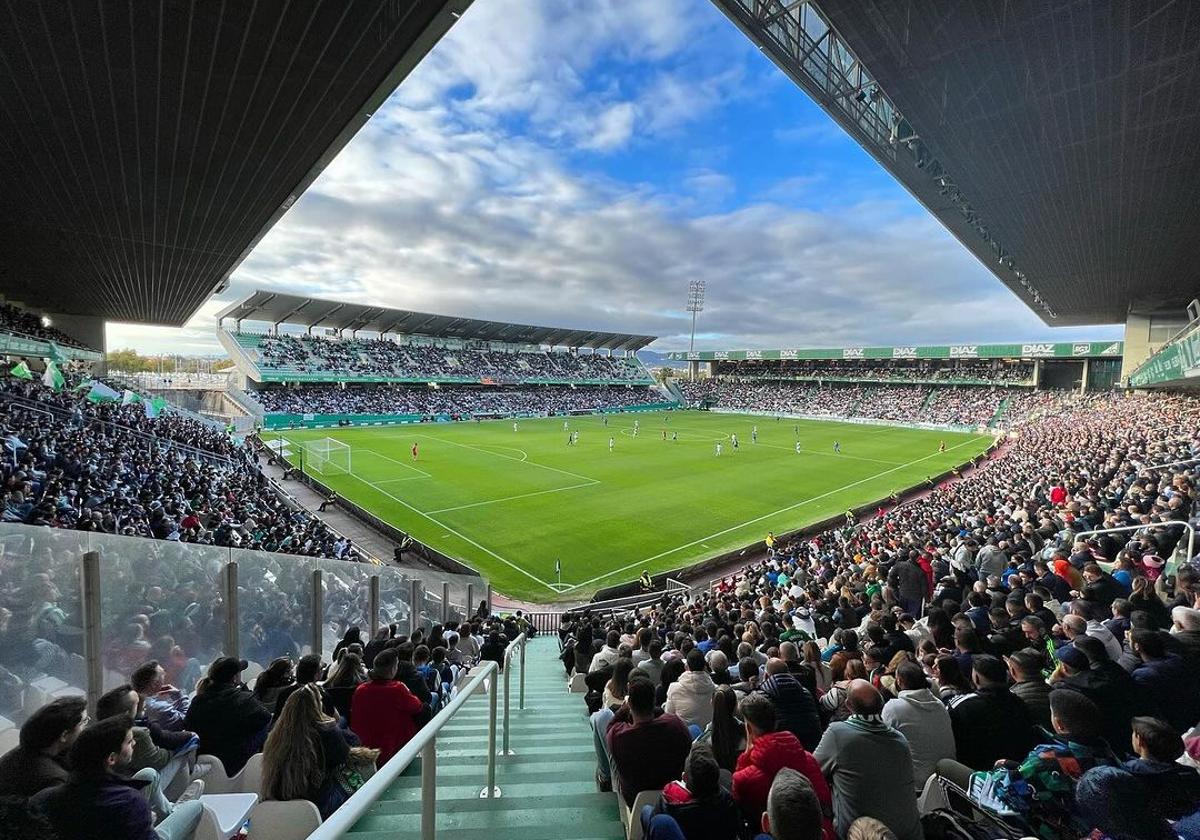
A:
[555, 558, 562, 582]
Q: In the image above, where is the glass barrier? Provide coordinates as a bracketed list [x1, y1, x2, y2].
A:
[0, 523, 484, 735]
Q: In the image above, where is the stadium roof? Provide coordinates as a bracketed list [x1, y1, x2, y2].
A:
[217, 290, 657, 352]
[713, 0, 1200, 326]
[0, 0, 471, 327]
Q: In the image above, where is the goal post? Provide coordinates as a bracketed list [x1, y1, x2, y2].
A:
[304, 437, 351, 476]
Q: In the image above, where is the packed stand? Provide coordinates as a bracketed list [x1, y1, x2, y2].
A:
[252, 383, 664, 416]
[0, 557, 531, 836]
[249, 332, 651, 383]
[0, 377, 359, 561]
[0, 304, 94, 350]
[714, 359, 1035, 384]
[559, 389, 1200, 840]
[680, 379, 1048, 428]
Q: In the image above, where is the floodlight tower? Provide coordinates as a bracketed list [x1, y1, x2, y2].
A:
[686, 280, 705, 380]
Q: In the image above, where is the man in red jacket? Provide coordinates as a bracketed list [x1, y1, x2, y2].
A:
[733, 693, 835, 840]
[350, 648, 424, 766]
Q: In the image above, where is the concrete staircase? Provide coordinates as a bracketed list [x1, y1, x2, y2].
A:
[343, 637, 624, 840]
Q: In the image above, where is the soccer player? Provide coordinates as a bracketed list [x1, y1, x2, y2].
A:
[563, 419, 569, 431]
[938, 440, 946, 452]
[603, 416, 608, 427]
[751, 426, 758, 444]
[662, 429, 667, 440]
[671, 431, 678, 441]
[572, 431, 579, 446]
[412, 442, 419, 460]
[794, 424, 799, 436]
[730, 433, 739, 451]
[715, 442, 722, 457]
[833, 440, 841, 454]
[795, 440, 802, 454]
[513, 421, 518, 432]
[608, 436, 615, 452]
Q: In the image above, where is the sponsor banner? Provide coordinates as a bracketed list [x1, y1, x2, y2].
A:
[1128, 328, 1200, 388]
[685, 341, 1123, 362]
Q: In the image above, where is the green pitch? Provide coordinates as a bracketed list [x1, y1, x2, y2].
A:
[278, 411, 992, 602]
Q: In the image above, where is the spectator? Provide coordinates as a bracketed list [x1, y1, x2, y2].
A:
[130, 662, 190, 733]
[639, 743, 740, 840]
[350, 648, 423, 767]
[251, 657, 295, 709]
[880, 662, 955, 791]
[947, 654, 1034, 769]
[813, 680, 922, 840]
[754, 768, 826, 840]
[324, 652, 365, 723]
[759, 658, 822, 750]
[1051, 637, 1140, 751]
[184, 656, 271, 776]
[1005, 648, 1053, 730]
[273, 653, 336, 721]
[638, 638, 666, 685]
[1128, 629, 1200, 734]
[606, 676, 692, 807]
[732, 693, 834, 838]
[0, 696, 87, 798]
[30, 715, 204, 840]
[262, 684, 362, 818]
[665, 649, 717, 730]
[590, 630, 623, 673]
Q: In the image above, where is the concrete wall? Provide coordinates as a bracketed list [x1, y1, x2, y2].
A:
[1123, 309, 1189, 380]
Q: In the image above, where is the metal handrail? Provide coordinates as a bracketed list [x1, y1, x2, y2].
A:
[501, 632, 527, 756]
[308, 660, 500, 840]
[1074, 521, 1195, 568]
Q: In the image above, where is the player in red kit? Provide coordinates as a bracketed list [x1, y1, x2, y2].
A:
[411, 443, 418, 460]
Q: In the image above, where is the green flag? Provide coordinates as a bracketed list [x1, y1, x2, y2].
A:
[121, 389, 142, 406]
[9, 361, 32, 380]
[41, 361, 65, 391]
[46, 341, 64, 363]
[85, 381, 121, 403]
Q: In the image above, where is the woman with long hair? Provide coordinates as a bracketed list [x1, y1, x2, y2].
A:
[332, 627, 362, 662]
[820, 658, 866, 724]
[262, 684, 359, 818]
[603, 658, 634, 709]
[701, 684, 746, 773]
[253, 657, 294, 708]
[573, 624, 594, 676]
[932, 654, 972, 704]
[656, 658, 686, 708]
[323, 652, 364, 723]
[926, 608, 955, 650]
[802, 640, 832, 695]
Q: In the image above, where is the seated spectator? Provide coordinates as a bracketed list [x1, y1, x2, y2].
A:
[1005, 648, 1053, 730]
[350, 648, 423, 767]
[638, 638, 666, 685]
[639, 743, 740, 840]
[754, 768, 826, 840]
[813, 680, 921, 840]
[323, 652, 366, 724]
[273, 653, 336, 721]
[590, 630, 623, 673]
[947, 654, 1034, 769]
[251, 657, 295, 709]
[0, 696, 86, 798]
[665, 649, 717, 730]
[606, 676, 693, 806]
[96, 685, 200, 819]
[1129, 629, 1200, 733]
[1051, 637, 1140, 751]
[1075, 716, 1200, 840]
[880, 662, 955, 791]
[759, 658, 822, 750]
[184, 656, 271, 776]
[697, 685, 746, 773]
[31, 715, 204, 840]
[732, 693, 834, 839]
[262, 684, 362, 818]
[130, 662, 190, 733]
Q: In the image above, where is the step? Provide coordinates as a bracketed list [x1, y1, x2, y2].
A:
[384, 778, 602, 800]
[366, 791, 616, 816]
[349, 802, 623, 835]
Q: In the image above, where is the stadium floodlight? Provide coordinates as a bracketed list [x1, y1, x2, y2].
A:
[686, 279, 706, 375]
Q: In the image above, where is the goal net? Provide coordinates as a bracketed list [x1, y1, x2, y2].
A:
[304, 437, 351, 476]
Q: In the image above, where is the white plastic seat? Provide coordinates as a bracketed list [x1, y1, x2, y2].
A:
[240, 752, 265, 795]
[196, 752, 264, 795]
[617, 788, 661, 840]
[568, 672, 587, 693]
[246, 800, 322, 840]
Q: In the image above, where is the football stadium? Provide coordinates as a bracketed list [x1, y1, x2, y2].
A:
[2, 2, 1200, 840]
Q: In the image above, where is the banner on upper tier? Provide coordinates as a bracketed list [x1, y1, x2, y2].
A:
[665, 341, 1124, 362]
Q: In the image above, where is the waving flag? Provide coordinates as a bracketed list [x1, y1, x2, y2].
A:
[144, 396, 168, 418]
[42, 361, 65, 391]
[46, 341, 64, 363]
[9, 361, 32, 380]
[121, 389, 142, 406]
[85, 380, 121, 403]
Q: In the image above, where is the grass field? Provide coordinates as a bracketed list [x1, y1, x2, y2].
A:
[279, 411, 992, 602]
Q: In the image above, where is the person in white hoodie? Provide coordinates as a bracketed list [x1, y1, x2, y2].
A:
[665, 649, 717, 729]
[881, 661, 956, 791]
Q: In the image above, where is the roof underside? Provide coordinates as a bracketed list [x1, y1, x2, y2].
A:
[750, 0, 1200, 326]
[0, 0, 470, 326]
[218, 291, 656, 352]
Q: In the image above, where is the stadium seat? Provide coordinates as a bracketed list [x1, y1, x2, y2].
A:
[246, 800, 322, 840]
[195, 792, 259, 840]
[196, 753, 266, 795]
[240, 752, 265, 795]
[617, 787, 661, 840]
[568, 672, 587, 693]
[196, 754, 234, 794]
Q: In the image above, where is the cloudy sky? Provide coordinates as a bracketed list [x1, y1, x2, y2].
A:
[107, 0, 1121, 355]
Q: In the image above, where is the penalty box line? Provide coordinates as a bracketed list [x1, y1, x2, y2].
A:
[561, 435, 991, 593]
[345, 471, 557, 592]
[425, 480, 599, 514]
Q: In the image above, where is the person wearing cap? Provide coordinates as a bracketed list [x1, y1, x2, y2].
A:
[350, 647, 424, 767]
[183, 656, 271, 775]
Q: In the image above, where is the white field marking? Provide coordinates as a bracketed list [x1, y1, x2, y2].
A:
[357, 448, 432, 478]
[472, 444, 529, 461]
[345, 471, 556, 591]
[373, 475, 431, 485]
[425, 479, 599, 514]
[562, 435, 990, 592]
[413, 433, 598, 483]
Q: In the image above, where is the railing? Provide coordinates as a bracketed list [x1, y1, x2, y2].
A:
[307, 661, 500, 840]
[1075, 521, 1195, 570]
[501, 632, 527, 757]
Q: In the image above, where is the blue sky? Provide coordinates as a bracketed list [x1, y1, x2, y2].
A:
[107, 0, 1121, 354]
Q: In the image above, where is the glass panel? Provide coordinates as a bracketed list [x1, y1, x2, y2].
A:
[231, 548, 313, 675]
[0, 525, 88, 722]
[311, 555, 374, 657]
[96, 535, 229, 695]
